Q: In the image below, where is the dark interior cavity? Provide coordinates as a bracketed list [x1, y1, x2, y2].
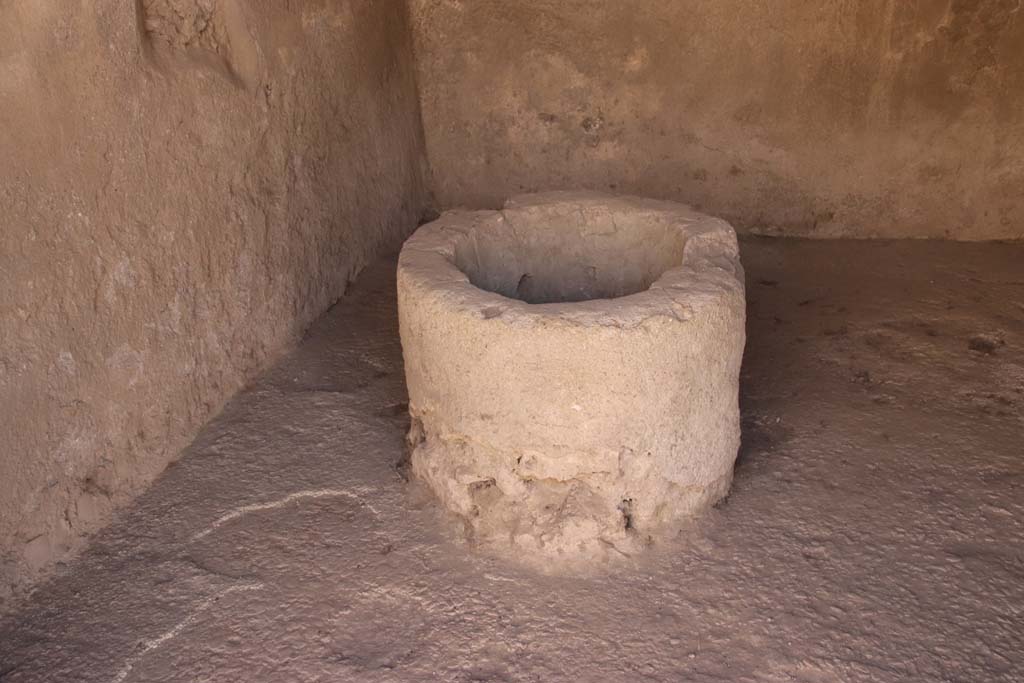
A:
[453, 216, 686, 304]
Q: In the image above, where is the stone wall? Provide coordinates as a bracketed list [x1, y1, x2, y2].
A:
[0, 0, 430, 605]
[409, 0, 1024, 239]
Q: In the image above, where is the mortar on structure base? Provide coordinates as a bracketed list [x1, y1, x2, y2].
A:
[397, 191, 746, 566]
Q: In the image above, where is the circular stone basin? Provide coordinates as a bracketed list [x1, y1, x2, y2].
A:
[397, 191, 746, 564]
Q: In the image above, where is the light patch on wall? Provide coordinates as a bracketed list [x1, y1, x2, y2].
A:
[624, 46, 649, 73]
[0, 53, 33, 94]
[107, 344, 146, 388]
[102, 257, 136, 308]
[56, 351, 77, 376]
[301, 4, 356, 33]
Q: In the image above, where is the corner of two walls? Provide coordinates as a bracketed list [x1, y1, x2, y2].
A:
[0, 0, 431, 608]
[4, 0, 1021, 610]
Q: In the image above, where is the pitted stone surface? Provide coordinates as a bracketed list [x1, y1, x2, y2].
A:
[398, 192, 746, 562]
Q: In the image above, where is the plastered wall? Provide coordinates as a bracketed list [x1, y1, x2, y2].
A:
[410, 0, 1024, 239]
[0, 0, 430, 605]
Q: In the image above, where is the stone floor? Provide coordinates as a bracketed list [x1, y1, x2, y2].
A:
[1, 238, 1022, 682]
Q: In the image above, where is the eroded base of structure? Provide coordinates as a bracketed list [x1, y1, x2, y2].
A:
[410, 426, 733, 563]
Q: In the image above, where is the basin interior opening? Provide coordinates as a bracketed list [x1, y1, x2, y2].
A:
[453, 213, 687, 304]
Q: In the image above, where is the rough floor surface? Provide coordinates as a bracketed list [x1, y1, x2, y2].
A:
[1, 239, 1022, 682]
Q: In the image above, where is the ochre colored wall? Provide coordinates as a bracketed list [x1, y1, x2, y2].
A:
[0, 0, 430, 604]
[409, 0, 1024, 239]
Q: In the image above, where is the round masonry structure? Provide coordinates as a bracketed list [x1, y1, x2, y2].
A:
[397, 191, 746, 564]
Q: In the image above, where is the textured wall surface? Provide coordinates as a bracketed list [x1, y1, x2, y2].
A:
[409, 0, 1024, 239]
[0, 0, 430, 605]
